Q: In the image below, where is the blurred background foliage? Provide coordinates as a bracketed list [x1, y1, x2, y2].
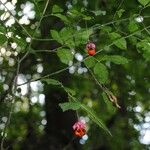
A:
[0, 0, 150, 149]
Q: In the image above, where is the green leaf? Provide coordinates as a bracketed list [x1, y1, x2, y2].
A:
[75, 29, 93, 45]
[52, 5, 63, 13]
[128, 21, 139, 32]
[64, 87, 76, 96]
[136, 39, 150, 61]
[91, 10, 106, 16]
[83, 16, 92, 20]
[102, 92, 116, 114]
[68, 9, 92, 20]
[81, 104, 112, 136]
[59, 102, 81, 112]
[138, 0, 150, 6]
[116, 9, 125, 18]
[53, 14, 70, 24]
[0, 34, 7, 45]
[68, 9, 82, 18]
[98, 55, 128, 64]
[102, 92, 109, 103]
[110, 32, 127, 50]
[84, 57, 96, 68]
[59, 27, 92, 47]
[13, 37, 26, 52]
[101, 26, 112, 32]
[43, 79, 61, 85]
[72, 0, 78, 5]
[129, 36, 138, 45]
[57, 48, 73, 64]
[50, 30, 63, 44]
[60, 27, 75, 47]
[109, 55, 129, 64]
[0, 26, 5, 33]
[80, 29, 93, 42]
[94, 63, 108, 83]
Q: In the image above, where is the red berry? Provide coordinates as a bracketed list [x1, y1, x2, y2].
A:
[88, 49, 96, 56]
[86, 42, 96, 50]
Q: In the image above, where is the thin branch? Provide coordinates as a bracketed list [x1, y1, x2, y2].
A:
[31, 45, 65, 53]
[85, 65, 105, 91]
[17, 64, 72, 86]
[22, 0, 51, 62]
[112, 0, 126, 35]
[0, 1, 51, 148]
[35, 0, 50, 33]
[85, 24, 150, 59]
[33, 49, 57, 53]
[138, 5, 150, 36]
[91, 16, 150, 31]
[33, 0, 41, 16]
[32, 38, 54, 41]
[85, 64, 121, 109]
[17, 25, 150, 86]
[1, 59, 20, 150]
[33, 15, 150, 44]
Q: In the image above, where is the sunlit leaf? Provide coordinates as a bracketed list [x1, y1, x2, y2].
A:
[59, 102, 81, 112]
[64, 87, 76, 96]
[57, 48, 73, 64]
[91, 10, 106, 16]
[52, 5, 63, 13]
[116, 9, 125, 18]
[60, 27, 75, 47]
[97, 55, 129, 64]
[50, 30, 63, 44]
[84, 57, 96, 68]
[138, 0, 150, 6]
[53, 14, 70, 24]
[94, 63, 108, 83]
[137, 39, 150, 61]
[43, 79, 61, 85]
[110, 32, 127, 50]
[128, 21, 139, 32]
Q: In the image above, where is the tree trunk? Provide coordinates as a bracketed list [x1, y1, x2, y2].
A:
[34, 10, 81, 149]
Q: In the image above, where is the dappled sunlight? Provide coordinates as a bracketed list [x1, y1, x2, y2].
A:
[0, 0, 150, 149]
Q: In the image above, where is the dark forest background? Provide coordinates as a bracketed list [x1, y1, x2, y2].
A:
[0, 0, 150, 150]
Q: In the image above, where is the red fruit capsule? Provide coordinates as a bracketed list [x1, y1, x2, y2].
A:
[88, 49, 96, 56]
[73, 121, 86, 137]
[86, 42, 96, 50]
[74, 128, 86, 137]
